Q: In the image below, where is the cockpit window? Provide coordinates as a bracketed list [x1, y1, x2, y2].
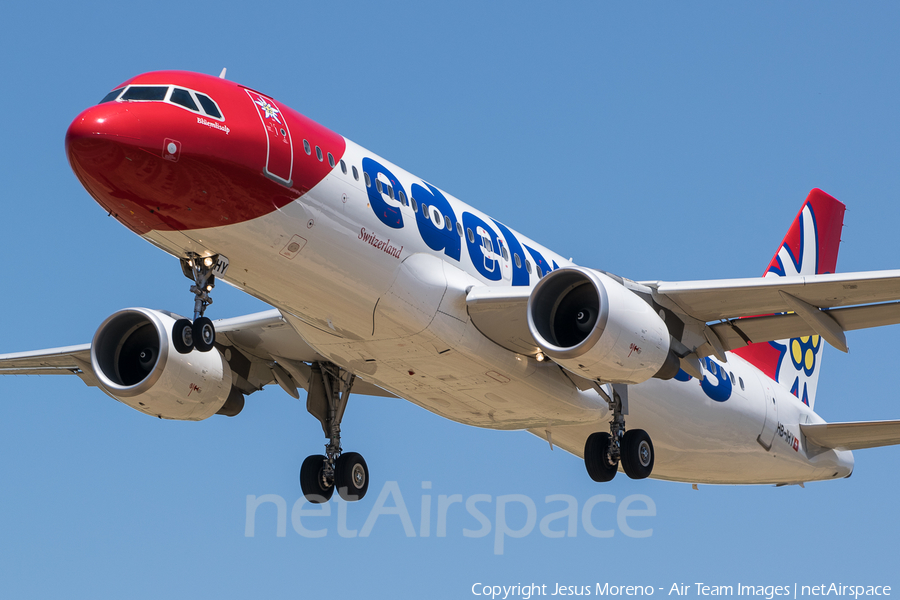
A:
[108, 84, 225, 120]
[98, 88, 123, 104]
[196, 94, 222, 119]
[121, 86, 169, 101]
[170, 88, 199, 111]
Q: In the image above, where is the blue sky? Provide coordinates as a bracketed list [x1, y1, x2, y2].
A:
[1, 2, 899, 598]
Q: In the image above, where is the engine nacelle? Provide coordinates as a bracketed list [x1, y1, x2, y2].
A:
[91, 308, 234, 420]
[527, 267, 676, 384]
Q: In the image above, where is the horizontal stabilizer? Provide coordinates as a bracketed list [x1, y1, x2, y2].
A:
[801, 419, 900, 450]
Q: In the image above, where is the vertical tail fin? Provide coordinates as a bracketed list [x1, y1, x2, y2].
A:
[732, 189, 846, 409]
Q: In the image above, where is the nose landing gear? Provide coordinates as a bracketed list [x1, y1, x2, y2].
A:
[584, 384, 655, 482]
[172, 253, 227, 354]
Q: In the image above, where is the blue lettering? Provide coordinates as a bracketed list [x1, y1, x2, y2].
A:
[674, 369, 692, 382]
[492, 220, 529, 286]
[524, 244, 554, 277]
[673, 360, 732, 402]
[462, 212, 502, 281]
[411, 182, 460, 261]
[700, 357, 732, 402]
[362, 157, 405, 230]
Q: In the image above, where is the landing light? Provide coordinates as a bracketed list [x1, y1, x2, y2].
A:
[203, 257, 214, 267]
[206, 285, 213, 292]
[536, 352, 546, 362]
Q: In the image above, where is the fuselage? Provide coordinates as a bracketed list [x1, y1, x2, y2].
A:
[65, 70, 853, 485]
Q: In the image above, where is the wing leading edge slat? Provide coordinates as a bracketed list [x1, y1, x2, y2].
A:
[648, 269, 900, 322]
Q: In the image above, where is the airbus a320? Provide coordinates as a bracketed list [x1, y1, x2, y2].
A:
[4, 70, 900, 501]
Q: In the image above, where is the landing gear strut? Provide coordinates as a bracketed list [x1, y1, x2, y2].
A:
[172, 253, 221, 354]
[584, 384, 654, 482]
[300, 362, 369, 503]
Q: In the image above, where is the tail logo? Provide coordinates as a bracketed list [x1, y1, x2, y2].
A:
[766, 205, 823, 406]
[733, 189, 844, 409]
[765, 204, 818, 278]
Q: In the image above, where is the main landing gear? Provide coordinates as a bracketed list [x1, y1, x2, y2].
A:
[172, 253, 220, 354]
[584, 384, 655, 482]
[300, 362, 370, 503]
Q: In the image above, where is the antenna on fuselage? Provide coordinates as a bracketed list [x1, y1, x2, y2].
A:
[218, 67, 227, 79]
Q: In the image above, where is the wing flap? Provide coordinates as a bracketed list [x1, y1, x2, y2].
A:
[801, 420, 900, 450]
[709, 302, 900, 352]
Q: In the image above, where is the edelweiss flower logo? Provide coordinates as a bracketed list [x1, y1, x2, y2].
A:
[254, 96, 282, 123]
[790, 335, 821, 377]
[767, 205, 822, 406]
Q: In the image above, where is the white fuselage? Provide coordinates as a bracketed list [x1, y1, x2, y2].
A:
[139, 137, 854, 485]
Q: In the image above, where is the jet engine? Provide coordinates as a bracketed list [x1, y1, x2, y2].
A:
[527, 267, 679, 384]
[91, 308, 238, 420]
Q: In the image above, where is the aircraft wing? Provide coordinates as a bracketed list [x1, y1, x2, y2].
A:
[646, 269, 900, 354]
[706, 301, 900, 353]
[466, 269, 900, 360]
[646, 270, 900, 321]
[0, 344, 98, 386]
[465, 285, 539, 355]
[801, 420, 900, 451]
[0, 309, 396, 399]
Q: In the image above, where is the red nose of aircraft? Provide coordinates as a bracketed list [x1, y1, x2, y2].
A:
[67, 102, 143, 145]
[65, 72, 348, 235]
[66, 103, 146, 218]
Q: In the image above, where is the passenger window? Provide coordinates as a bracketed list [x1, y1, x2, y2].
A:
[196, 94, 222, 118]
[399, 190, 407, 206]
[537, 266, 543, 278]
[352, 165, 359, 181]
[315, 146, 323, 162]
[375, 179, 383, 193]
[422, 204, 429, 220]
[170, 88, 199, 111]
[411, 197, 418, 212]
[121, 86, 168, 101]
[303, 140, 311, 155]
[456, 222, 463, 237]
[387, 185, 395, 200]
[328, 152, 335, 168]
[729, 372, 736, 385]
[514, 254, 521, 268]
[467, 228, 475, 243]
[446, 217, 453, 232]
[98, 88, 123, 104]
[364, 172, 371, 187]
[525, 260, 533, 274]
[501, 246, 509, 260]
[739, 377, 745, 391]
[340, 159, 347, 174]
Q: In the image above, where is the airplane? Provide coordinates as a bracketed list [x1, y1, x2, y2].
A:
[3, 69, 900, 502]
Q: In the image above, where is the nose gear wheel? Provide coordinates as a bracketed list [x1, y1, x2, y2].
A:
[172, 253, 223, 354]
